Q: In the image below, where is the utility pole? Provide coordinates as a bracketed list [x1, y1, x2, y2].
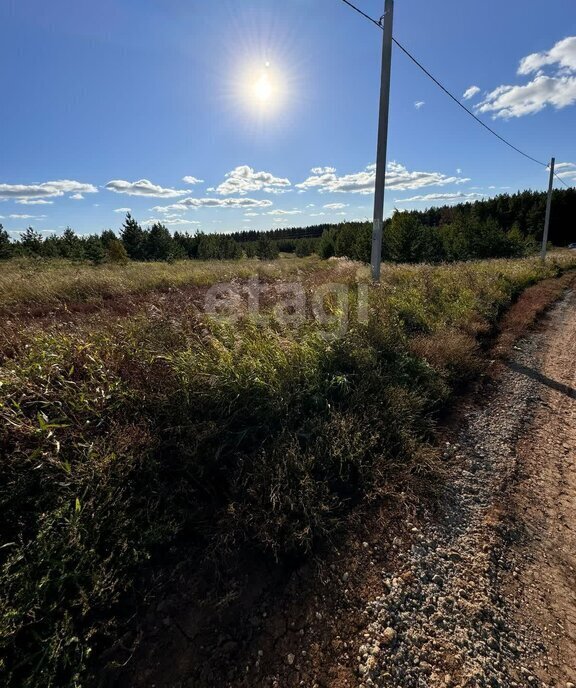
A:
[541, 157, 555, 260]
[370, 0, 394, 282]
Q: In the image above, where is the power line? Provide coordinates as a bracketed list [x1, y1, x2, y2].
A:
[554, 172, 571, 189]
[341, 0, 382, 28]
[339, 0, 549, 168]
[390, 40, 548, 167]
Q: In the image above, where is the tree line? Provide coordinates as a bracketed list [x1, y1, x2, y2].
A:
[309, 187, 576, 262]
[0, 187, 573, 264]
[0, 215, 281, 263]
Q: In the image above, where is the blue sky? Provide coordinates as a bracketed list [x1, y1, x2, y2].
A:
[1, 0, 575, 237]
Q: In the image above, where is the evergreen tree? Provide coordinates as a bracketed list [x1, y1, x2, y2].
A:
[120, 213, 145, 260]
[20, 227, 43, 256]
[60, 227, 84, 260]
[295, 239, 313, 257]
[41, 235, 61, 258]
[84, 235, 106, 265]
[318, 230, 336, 259]
[145, 222, 174, 261]
[100, 229, 117, 249]
[173, 231, 199, 258]
[506, 222, 527, 257]
[0, 225, 13, 259]
[255, 237, 279, 260]
[197, 233, 241, 260]
[385, 213, 430, 263]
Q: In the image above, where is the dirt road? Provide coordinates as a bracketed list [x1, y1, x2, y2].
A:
[303, 288, 576, 688]
[126, 286, 576, 688]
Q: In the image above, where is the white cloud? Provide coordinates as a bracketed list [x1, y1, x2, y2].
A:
[70, 193, 84, 200]
[555, 162, 576, 181]
[114, 207, 132, 213]
[310, 212, 326, 217]
[141, 217, 201, 226]
[323, 203, 348, 209]
[476, 36, 576, 118]
[310, 166, 336, 174]
[215, 165, 291, 195]
[244, 212, 260, 217]
[16, 198, 54, 205]
[105, 179, 187, 198]
[463, 85, 481, 100]
[182, 176, 204, 185]
[414, 101, 425, 109]
[265, 209, 301, 216]
[152, 197, 274, 212]
[477, 75, 576, 118]
[9, 213, 47, 219]
[0, 180, 97, 201]
[557, 165, 576, 181]
[395, 192, 484, 204]
[296, 162, 469, 194]
[518, 37, 576, 75]
[456, 168, 462, 174]
[262, 187, 292, 194]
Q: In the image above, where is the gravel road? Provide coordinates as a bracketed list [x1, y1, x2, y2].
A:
[353, 289, 576, 687]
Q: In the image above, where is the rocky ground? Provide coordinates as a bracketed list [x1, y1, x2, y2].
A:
[123, 286, 576, 688]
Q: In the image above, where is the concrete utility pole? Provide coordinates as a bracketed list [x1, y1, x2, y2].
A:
[541, 157, 555, 260]
[370, 0, 394, 282]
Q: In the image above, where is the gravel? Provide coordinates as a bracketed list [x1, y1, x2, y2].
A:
[355, 332, 552, 687]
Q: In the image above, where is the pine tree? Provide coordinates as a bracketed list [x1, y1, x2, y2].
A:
[120, 213, 144, 260]
[0, 225, 13, 259]
[256, 237, 279, 260]
[145, 222, 174, 261]
[60, 227, 83, 260]
[20, 227, 43, 256]
[84, 235, 106, 265]
[100, 229, 117, 249]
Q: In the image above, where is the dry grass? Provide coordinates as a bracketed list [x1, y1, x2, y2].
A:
[1, 251, 576, 688]
[0, 256, 353, 314]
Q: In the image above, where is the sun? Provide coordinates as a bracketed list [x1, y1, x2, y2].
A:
[252, 62, 275, 104]
[254, 70, 273, 103]
[229, 54, 297, 127]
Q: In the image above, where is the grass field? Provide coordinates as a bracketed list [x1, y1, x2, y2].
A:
[1, 252, 575, 687]
[0, 256, 343, 313]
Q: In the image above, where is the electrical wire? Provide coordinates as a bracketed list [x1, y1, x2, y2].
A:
[339, 0, 550, 169]
[554, 173, 571, 189]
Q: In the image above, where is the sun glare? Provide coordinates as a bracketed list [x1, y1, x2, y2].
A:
[254, 70, 273, 103]
[243, 61, 284, 113]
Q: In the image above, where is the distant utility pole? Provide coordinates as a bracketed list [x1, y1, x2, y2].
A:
[541, 157, 555, 260]
[370, 0, 394, 282]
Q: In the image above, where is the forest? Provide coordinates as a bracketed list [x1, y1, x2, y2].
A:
[0, 187, 574, 264]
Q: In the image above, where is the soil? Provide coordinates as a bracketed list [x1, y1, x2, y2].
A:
[113, 279, 576, 688]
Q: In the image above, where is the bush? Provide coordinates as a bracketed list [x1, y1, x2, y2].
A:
[106, 239, 129, 264]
